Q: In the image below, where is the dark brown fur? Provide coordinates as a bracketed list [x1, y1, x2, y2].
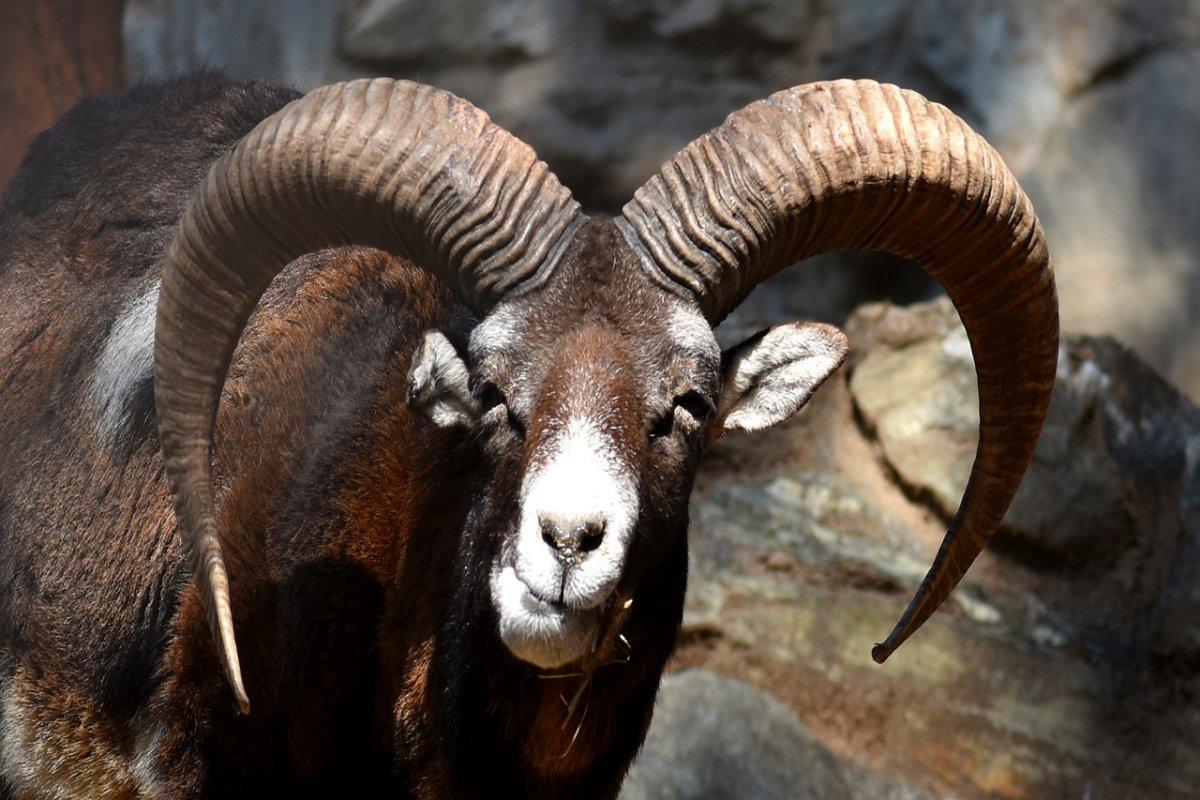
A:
[0, 76, 691, 798]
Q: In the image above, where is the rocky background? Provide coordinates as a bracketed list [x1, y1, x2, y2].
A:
[4, 2, 1200, 798]
[119, 0, 1200, 402]
[637, 298, 1200, 798]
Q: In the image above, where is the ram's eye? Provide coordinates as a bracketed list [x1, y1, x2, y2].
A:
[472, 381, 526, 438]
[675, 390, 715, 423]
[650, 390, 715, 441]
[473, 381, 505, 413]
[649, 409, 674, 440]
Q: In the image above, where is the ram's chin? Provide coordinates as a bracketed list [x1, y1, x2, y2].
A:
[490, 564, 599, 669]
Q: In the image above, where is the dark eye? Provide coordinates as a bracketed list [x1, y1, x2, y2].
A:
[676, 390, 715, 422]
[472, 381, 526, 438]
[472, 381, 505, 413]
[649, 409, 674, 440]
[650, 390, 715, 441]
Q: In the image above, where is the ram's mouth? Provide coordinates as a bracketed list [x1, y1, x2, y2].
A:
[522, 585, 566, 613]
[490, 562, 602, 669]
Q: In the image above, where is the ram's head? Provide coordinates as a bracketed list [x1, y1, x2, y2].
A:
[406, 218, 849, 668]
[154, 79, 1057, 709]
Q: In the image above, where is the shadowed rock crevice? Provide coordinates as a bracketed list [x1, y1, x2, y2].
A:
[845, 367, 957, 534]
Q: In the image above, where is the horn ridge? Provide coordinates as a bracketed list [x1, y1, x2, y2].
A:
[620, 78, 1058, 664]
[155, 78, 581, 710]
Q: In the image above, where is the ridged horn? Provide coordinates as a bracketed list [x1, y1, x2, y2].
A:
[155, 78, 582, 712]
[618, 79, 1058, 663]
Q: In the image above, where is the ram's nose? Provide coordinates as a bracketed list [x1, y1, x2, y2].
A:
[539, 514, 606, 561]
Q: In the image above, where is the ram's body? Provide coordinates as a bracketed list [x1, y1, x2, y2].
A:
[0, 69, 1059, 799]
[0, 76, 674, 798]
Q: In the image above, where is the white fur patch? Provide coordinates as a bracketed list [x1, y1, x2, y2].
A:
[0, 670, 138, 796]
[89, 280, 161, 445]
[516, 416, 638, 605]
[669, 303, 720, 360]
[0, 678, 23, 788]
[469, 303, 523, 359]
[492, 415, 639, 668]
[490, 564, 600, 669]
[0, 677, 45, 796]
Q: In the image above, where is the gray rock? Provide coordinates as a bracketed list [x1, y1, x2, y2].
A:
[123, 0, 344, 89]
[621, 670, 852, 800]
[680, 297, 1200, 799]
[340, 0, 556, 65]
[845, 299, 1200, 653]
[1022, 48, 1200, 399]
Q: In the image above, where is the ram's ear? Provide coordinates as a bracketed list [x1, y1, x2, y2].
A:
[407, 330, 480, 429]
[713, 321, 849, 439]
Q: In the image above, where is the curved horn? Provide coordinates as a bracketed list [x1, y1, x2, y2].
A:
[155, 79, 582, 712]
[619, 80, 1058, 663]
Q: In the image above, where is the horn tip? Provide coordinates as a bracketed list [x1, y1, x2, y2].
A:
[871, 643, 892, 664]
[223, 644, 251, 714]
[214, 586, 251, 714]
[225, 647, 250, 714]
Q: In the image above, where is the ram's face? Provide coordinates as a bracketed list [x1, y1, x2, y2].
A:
[406, 220, 848, 669]
[468, 287, 722, 668]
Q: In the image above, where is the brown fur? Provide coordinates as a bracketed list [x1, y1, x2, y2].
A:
[0, 76, 702, 798]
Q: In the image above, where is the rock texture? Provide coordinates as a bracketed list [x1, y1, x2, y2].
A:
[1021, 48, 1200, 407]
[620, 670, 854, 800]
[123, 0, 344, 90]
[623, 670, 937, 800]
[665, 298, 1200, 799]
[122, 0, 1200, 396]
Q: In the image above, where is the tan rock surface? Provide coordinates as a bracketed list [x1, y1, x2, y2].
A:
[655, 298, 1200, 799]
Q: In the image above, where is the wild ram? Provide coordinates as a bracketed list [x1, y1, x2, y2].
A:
[0, 73, 1057, 798]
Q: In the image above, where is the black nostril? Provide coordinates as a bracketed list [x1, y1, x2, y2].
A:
[540, 518, 561, 551]
[539, 516, 605, 556]
[578, 521, 605, 553]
